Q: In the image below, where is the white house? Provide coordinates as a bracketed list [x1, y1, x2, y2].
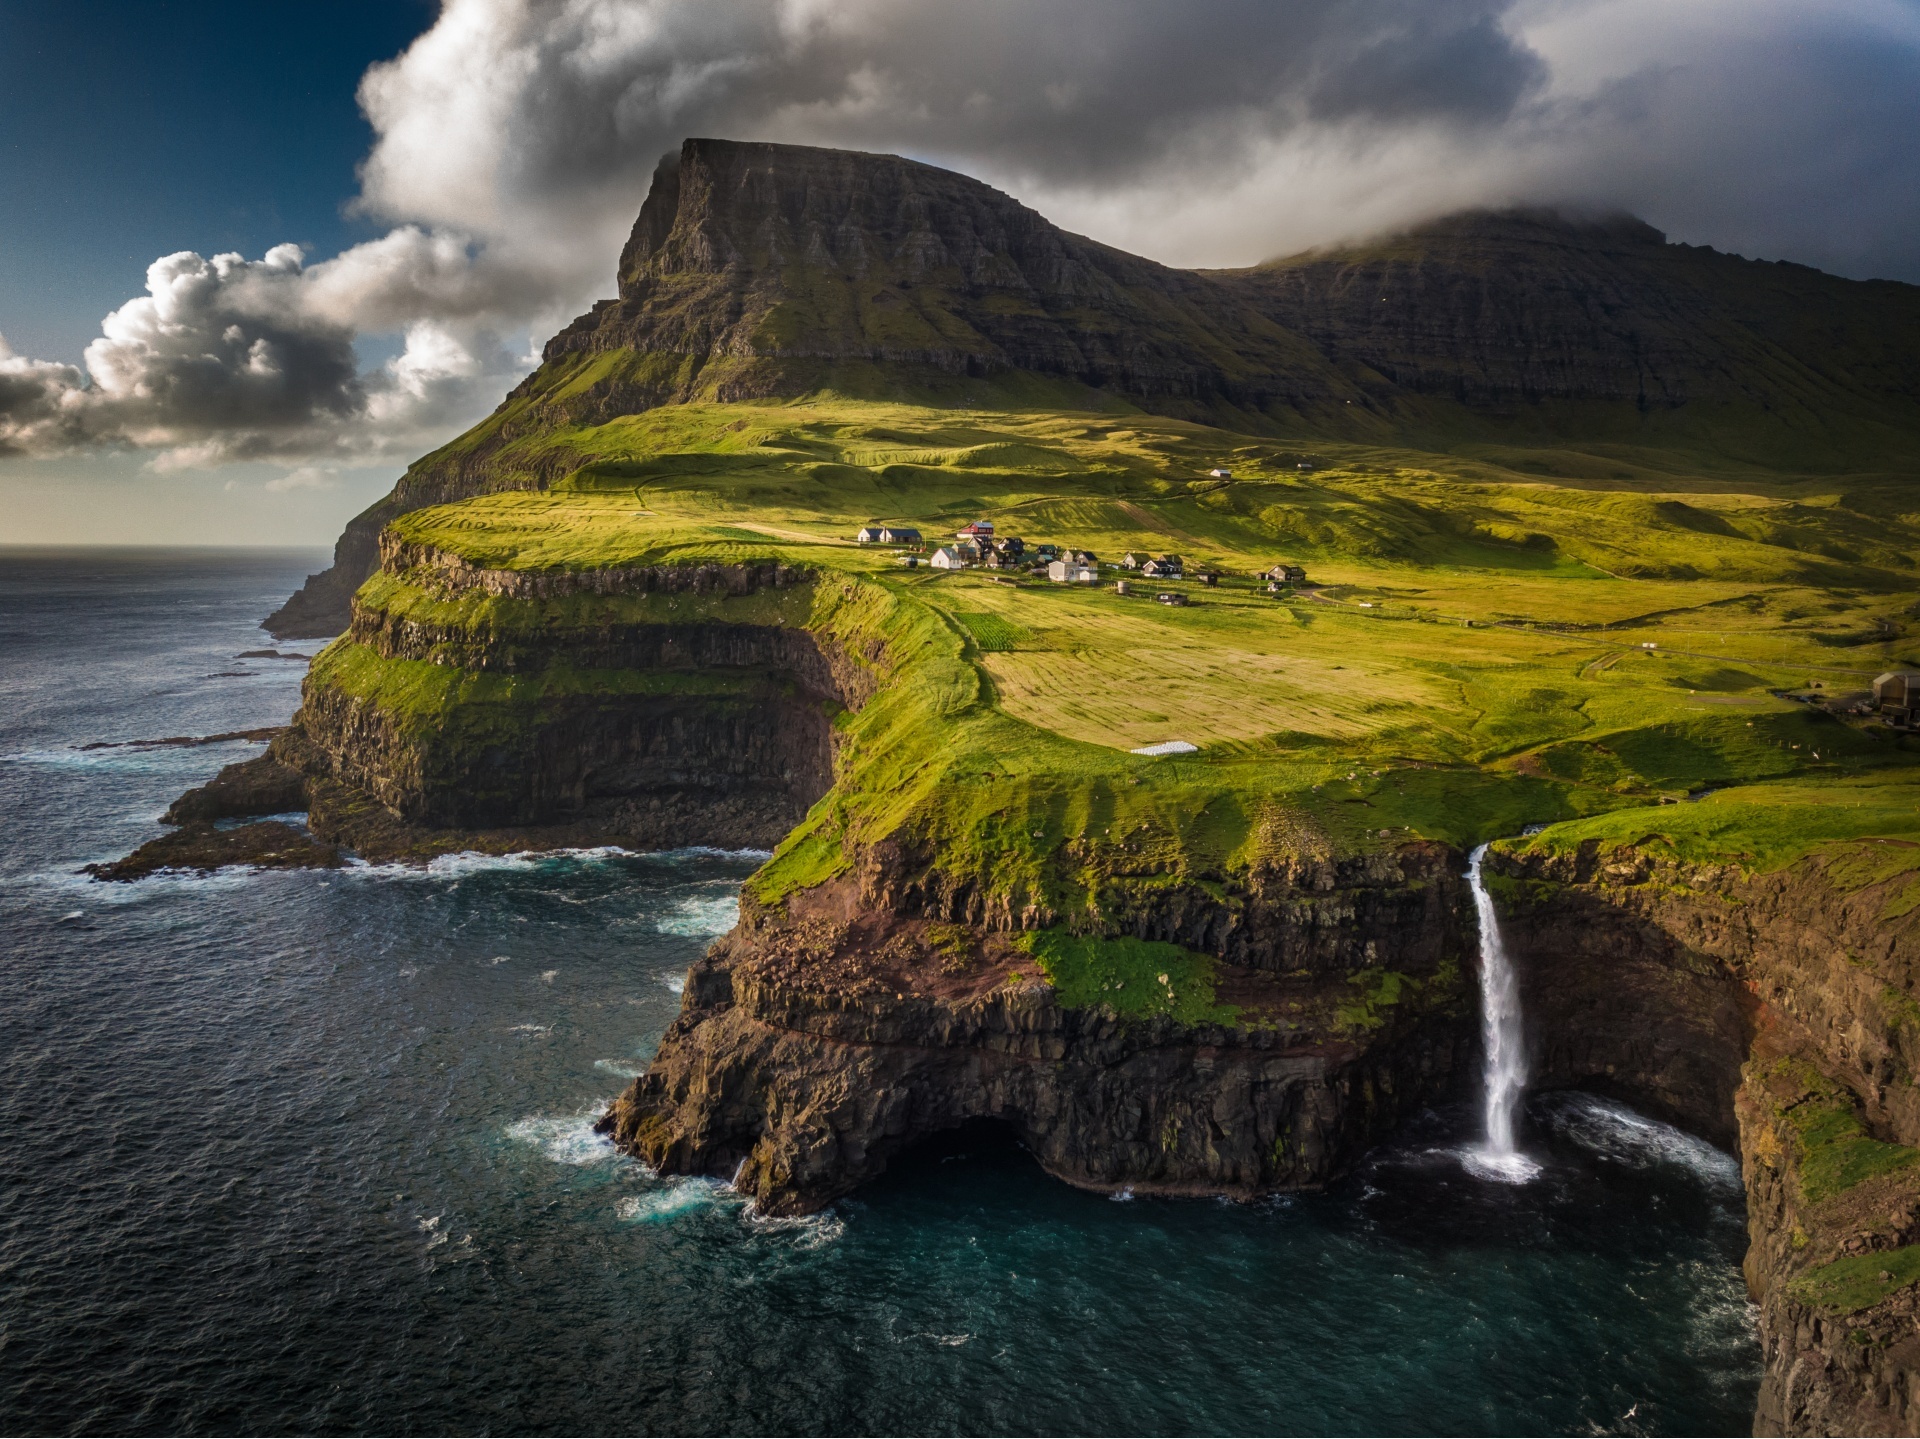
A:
[1048, 559, 1097, 583]
[930, 546, 969, 570]
[1208, 468, 1232, 479]
[856, 526, 883, 543]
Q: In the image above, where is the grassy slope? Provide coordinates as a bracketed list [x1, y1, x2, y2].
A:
[334, 396, 1920, 914]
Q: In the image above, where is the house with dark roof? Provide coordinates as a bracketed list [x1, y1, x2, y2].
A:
[1875, 671, 1920, 727]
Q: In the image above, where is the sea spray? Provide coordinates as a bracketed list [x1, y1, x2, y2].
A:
[1465, 842, 1540, 1182]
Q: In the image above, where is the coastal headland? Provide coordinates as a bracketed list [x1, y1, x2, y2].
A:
[119, 139, 1920, 1434]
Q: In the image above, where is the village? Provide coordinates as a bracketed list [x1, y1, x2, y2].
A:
[854, 516, 1310, 607]
[854, 517, 1920, 730]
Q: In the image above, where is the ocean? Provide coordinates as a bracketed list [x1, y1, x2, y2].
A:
[0, 547, 1760, 1435]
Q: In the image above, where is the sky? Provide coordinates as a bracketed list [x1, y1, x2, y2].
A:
[3, 0, 1919, 547]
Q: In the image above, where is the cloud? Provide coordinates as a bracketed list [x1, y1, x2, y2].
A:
[0, 241, 535, 469]
[263, 465, 338, 492]
[5, 0, 1919, 473]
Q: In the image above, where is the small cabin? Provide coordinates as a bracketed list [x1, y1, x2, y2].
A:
[1120, 552, 1148, 570]
[1208, 468, 1232, 479]
[1875, 671, 1920, 727]
[1195, 571, 1219, 587]
[856, 526, 883, 544]
[930, 546, 969, 571]
[1263, 563, 1306, 585]
[878, 525, 922, 545]
[1156, 591, 1188, 606]
[1048, 559, 1097, 584]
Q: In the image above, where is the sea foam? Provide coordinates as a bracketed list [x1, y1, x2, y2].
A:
[505, 1112, 618, 1166]
[657, 894, 739, 936]
[1540, 1092, 1742, 1191]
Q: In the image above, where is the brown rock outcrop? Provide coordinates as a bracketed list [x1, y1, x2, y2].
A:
[162, 754, 308, 826]
[602, 855, 1476, 1215]
[87, 819, 341, 881]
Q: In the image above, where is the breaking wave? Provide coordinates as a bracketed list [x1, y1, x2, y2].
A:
[504, 1111, 618, 1166]
[615, 1179, 735, 1223]
[657, 894, 739, 936]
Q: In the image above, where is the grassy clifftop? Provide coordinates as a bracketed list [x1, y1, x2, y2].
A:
[322, 395, 1920, 915]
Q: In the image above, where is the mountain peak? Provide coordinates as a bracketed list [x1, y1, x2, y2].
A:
[615, 138, 1052, 295]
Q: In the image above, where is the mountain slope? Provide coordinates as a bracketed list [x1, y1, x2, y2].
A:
[1235, 209, 1920, 444]
[267, 137, 1920, 636]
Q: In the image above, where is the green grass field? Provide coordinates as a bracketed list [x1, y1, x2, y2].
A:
[344, 396, 1920, 900]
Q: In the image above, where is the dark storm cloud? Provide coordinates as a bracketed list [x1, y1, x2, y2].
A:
[1305, 13, 1547, 124]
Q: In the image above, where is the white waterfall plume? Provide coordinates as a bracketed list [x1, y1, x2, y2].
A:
[1465, 842, 1540, 1183]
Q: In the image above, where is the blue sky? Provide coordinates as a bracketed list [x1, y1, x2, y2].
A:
[0, 1, 431, 363]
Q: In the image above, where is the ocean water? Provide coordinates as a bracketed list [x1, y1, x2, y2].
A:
[0, 548, 1761, 1436]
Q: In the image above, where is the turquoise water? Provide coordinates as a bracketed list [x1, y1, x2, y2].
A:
[0, 549, 1761, 1435]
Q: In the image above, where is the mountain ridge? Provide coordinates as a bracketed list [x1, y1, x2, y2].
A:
[266, 136, 1920, 637]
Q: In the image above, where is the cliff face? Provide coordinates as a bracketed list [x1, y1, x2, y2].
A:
[599, 829, 1920, 1433]
[1494, 841, 1920, 1436]
[603, 850, 1477, 1214]
[263, 542, 869, 858]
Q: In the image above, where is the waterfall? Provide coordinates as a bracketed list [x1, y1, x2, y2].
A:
[1465, 843, 1540, 1182]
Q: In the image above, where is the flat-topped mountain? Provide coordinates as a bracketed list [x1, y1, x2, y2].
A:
[535, 139, 1350, 419]
[268, 137, 1920, 637]
[536, 138, 1920, 435]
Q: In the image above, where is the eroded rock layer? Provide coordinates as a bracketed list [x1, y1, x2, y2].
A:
[601, 868, 1475, 1214]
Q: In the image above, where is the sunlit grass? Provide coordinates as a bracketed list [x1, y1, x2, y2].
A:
[351, 395, 1920, 894]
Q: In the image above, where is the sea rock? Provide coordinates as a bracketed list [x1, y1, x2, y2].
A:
[163, 754, 308, 825]
[87, 820, 341, 881]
